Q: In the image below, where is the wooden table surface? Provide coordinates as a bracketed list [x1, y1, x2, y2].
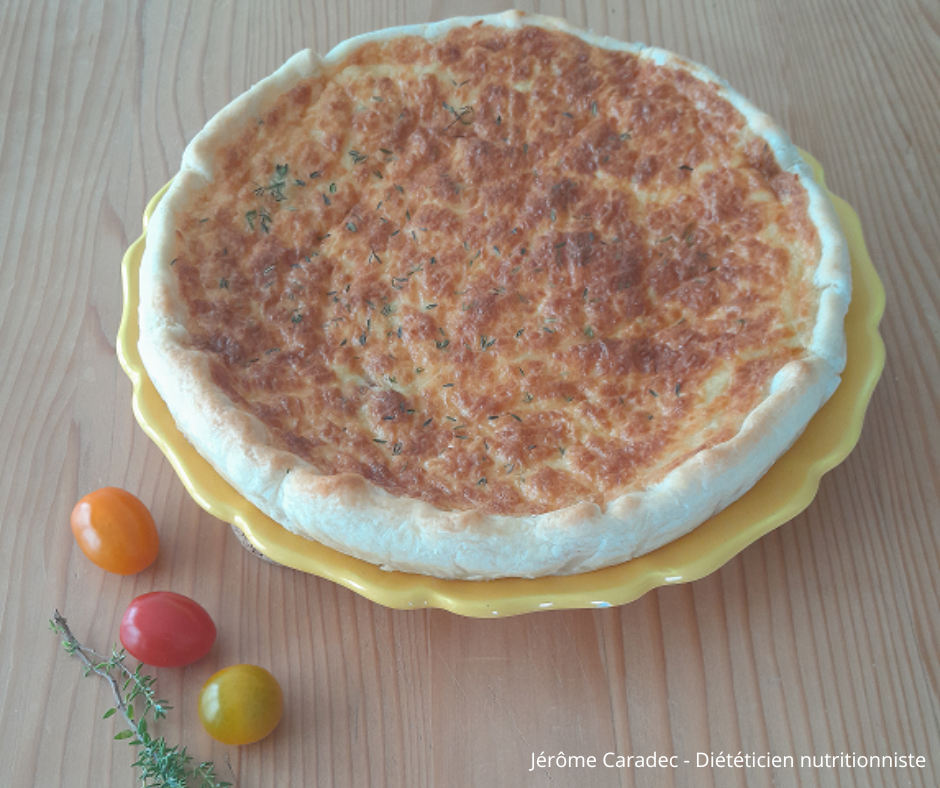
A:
[2, 1, 938, 786]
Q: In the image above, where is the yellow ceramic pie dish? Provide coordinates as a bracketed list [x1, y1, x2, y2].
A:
[117, 152, 884, 617]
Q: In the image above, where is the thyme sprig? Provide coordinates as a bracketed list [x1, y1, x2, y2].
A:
[50, 611, 231, 788]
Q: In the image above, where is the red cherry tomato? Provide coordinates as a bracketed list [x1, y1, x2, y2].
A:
[70, 487, 159, 575]
[120, 592, 216, 667]
[198, 664, 284, 745]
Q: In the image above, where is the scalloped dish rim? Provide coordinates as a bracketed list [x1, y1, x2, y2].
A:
[117, 151, 885, 618]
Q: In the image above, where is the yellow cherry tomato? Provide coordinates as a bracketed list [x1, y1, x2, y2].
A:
[70, 487, 159, 575]
[198, 664, 284, 745]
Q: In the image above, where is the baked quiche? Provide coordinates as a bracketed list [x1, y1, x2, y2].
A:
[138, 12, 851, 578]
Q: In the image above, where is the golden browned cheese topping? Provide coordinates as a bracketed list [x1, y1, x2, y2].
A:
[171, 24, 819, 516]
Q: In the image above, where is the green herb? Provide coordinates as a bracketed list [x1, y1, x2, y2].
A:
[219, 278, 228, 289]
[679, 164, 694, 171]
[309, 171, 322, 179]
[591, 100, 598, 116]
[245, 210, 257, 230]
[346, 222, 357, 232]
[329, 182, 337, 193]
[373, 169, 383, 179]
[584, 326, 595, 338]
[50, 612, 231, 788]
[263, 163, 289, 201]
[348, 150, 368, 165]
[444, 104, 474, 129]
[291, 313, 303, 324]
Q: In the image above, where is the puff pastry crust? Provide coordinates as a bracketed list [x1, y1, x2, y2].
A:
[139, 12, 851, 578]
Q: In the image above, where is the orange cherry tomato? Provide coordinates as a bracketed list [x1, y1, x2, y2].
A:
[198, 664, 284, 745]
[69, 487, 159, 575]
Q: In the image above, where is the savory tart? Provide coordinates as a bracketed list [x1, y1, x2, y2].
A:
[138, 12, 851, 578]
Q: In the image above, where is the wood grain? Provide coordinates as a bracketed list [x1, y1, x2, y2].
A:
[1, 1, 937, 786]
